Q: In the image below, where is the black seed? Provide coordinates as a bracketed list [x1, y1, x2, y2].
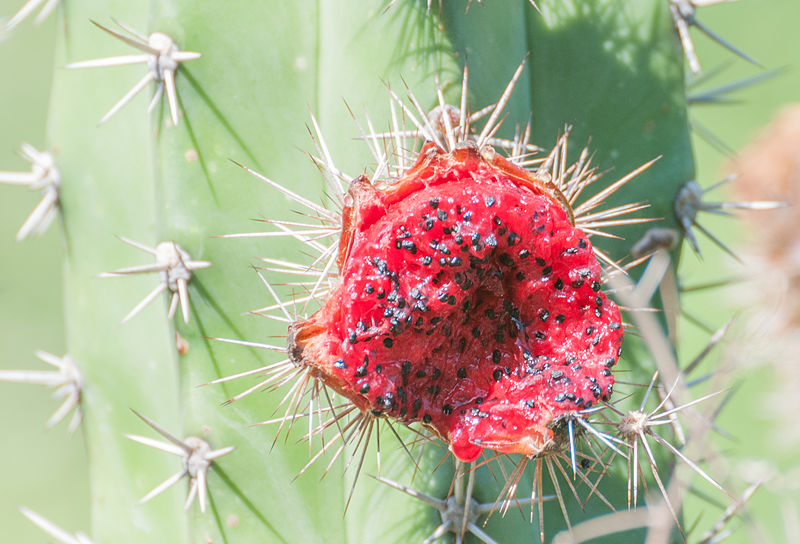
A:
[578, 238, 587, 249]
[401, 361, 412, 376]
[383, 338, 394, 348]
[334, 359, 347, 369]
[348, 331, 357, 344]
[551, 370, 564, 379]
[355, 365, 368, 378]
[565, 247, 578, 255]
[485, 196, 496, 207]
[421, 256, 432, 266]
[365, 284, 375, 294]
[429, 198, 439, 209]
[375, 364, 383, 374]
[492, 350, 501, 363]
[423, 414, 432, 424]
[449, 256, 463, 267]
[535, 331, 546, 340]
[464, 211, 472, 221]
[591, 281, 601, 291]
[554, 278, 564, 290]
[571, 280, 584, 289]
[610, 322, 621, 330]
[494, 332, 504, 343]
[604, 358, 615, 367]
[485, 234, 497, 248]
[475, 397, 484, 404]
[471, 232, 481, 245]
[493, 216, 502, 226]
[432, 368, 441, 379]
[400, 406, 408, 417]
[402, 240, 417, 254]
[508, 232, 519, 245]
[457, 367, 467, 379]
[360, 383, 370, 394]
[439, 257, 448, 267]
[542, 265, 553, 276]
[535, 257, 546, 266]
[395, 240, 402, 249]
[416, 370, 427, 378]
[454, 234, 464, 245]
[526, 399, 536, 409]
[554, 393, 566, 402]
[565, 392, 576, 401]
[539, 310, 550, 322]
[595, 308, 603, 318]
[443, 404, 453, 415]
[566, 356, 576, 365]
[499, 253, 514, 266]
[436, 209, 448, 221]
[413, 399, 422, 411]
[516, 272, 525, 281]
[471, 327, 480, 338]
[485, 309, 496, 319]
[602, 368, 611, 377]
[376, 289, 385, 299]
[586, 326, 595, 335]
[447, 295, 457, 305]
[493, 368, 503, 381]
[595, 296, 603, 307]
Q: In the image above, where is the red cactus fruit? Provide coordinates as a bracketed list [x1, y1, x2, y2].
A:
[289, 142, 622, 462]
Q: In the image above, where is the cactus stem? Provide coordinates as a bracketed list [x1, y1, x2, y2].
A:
[0, 143, 60, 241]
[98, 238, 211, 324]
[0, 351, 83, 431]
[669, 0, 761, 74]
[19, 507, 93, 544]
[65, 21, 201, 125]
[125, 410, 235, 514]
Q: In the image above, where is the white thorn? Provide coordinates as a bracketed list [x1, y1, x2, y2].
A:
[67, 21, 200, 125]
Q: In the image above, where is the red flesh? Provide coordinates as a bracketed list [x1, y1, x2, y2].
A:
[291, 145, 622, 462]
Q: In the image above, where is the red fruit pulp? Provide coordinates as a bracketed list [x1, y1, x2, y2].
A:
[290, 144, 622, 462]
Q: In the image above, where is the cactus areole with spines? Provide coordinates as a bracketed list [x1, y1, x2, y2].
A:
[289, 142, 623, 462]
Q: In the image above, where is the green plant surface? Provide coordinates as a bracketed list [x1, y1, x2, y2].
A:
[0, 2, 89, 542]
[1, 0, 799, 542]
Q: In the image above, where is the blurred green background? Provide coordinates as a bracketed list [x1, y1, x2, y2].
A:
[0, 0, 797, 541]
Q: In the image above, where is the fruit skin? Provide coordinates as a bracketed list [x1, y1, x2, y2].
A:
[292, 143, 623, 462]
